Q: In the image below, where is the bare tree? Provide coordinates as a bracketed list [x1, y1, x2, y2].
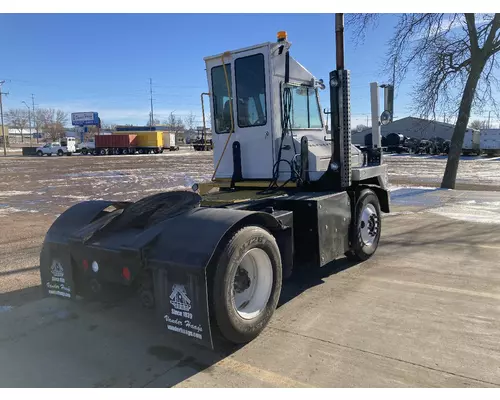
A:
[469, 119, 488, 130]
[349, 13, 500, 188]
[5, 108, 29, 142]
[147, 117, 160, 127]
[184, 111, 197, 132]
[164, 112, 185, 134]
[36, 108, 69, 141]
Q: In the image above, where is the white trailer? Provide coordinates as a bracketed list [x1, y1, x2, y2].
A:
[462, 129, 480, 155]
[162, 132, 179, 151]
[480, 129, 500, 156]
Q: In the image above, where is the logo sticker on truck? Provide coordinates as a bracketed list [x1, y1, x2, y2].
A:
[165, 283, 203, 340]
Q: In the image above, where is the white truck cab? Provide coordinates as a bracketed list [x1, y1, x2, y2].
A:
[36, 137, 76, 156]
[204, 39, 364, 182]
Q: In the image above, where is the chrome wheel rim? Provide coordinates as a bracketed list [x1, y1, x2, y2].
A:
[360, 204, 379, 246]
[231, 248, 273, 320]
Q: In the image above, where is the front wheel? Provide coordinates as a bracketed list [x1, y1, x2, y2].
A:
[346, 189, 382, 262]
[211, 226, 282, 344]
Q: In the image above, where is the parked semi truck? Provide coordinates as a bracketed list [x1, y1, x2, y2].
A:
[39, 16, 392, 349]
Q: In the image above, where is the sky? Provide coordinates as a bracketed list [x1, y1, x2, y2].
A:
[0, 13, 495, 128]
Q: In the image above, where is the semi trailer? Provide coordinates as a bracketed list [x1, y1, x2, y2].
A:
[93, 134, 138, 155]
[39, 15, 392, 349]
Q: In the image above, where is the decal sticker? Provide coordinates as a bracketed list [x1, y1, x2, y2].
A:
[46, 259, 72, 298]
[165, 284, 202, 340]
[170, 284, 191, 311]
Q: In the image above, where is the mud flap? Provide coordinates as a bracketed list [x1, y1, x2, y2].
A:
[40, 242, 76, 300]
[153, 267, 212, 348]
[40, 200, 121, 300]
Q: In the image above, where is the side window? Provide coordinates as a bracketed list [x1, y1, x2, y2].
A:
[235, 54, 267, 128]
[308, 89, 322, 128]
[211, 64, 233, 134]
[289, 86, 323, 129]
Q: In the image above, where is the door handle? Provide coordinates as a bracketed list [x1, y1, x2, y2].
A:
[265, 131, 270, 138]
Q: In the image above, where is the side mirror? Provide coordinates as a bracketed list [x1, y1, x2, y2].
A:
[380, 84, 394, 125]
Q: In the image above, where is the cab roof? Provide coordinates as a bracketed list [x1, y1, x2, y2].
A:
[203, 42, 274, 62]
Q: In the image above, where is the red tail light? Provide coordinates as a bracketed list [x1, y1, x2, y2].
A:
[82, 259, 89, 271]
[122, 267, 131, 281]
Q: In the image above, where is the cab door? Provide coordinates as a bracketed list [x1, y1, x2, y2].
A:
[208, 47, 274, 180]
[232, 51, 274, 180]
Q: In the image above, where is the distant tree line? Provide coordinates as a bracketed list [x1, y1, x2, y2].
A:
[5, 107, 69, 141]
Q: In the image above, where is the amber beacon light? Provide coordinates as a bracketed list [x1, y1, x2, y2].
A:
[277, 31, 287, 42]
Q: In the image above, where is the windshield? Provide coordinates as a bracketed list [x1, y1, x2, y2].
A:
[288, 85, 322, 129]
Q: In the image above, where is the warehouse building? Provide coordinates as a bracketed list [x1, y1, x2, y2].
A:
[352, 116, 455, 145]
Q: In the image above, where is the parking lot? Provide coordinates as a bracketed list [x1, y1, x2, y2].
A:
[1, 152, 500, 387]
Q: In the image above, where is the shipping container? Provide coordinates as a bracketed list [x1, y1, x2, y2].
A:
[96, 134, 137, 149]
[136, 131, 163, 148]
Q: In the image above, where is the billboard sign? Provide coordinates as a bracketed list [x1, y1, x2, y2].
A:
[71, 112, 99, 126]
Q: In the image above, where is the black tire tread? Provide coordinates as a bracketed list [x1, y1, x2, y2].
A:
[212, 225, 282, 344]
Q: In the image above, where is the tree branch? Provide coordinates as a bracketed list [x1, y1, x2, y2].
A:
[465, 14, 480, 53]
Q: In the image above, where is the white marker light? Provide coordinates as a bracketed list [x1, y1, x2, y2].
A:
[330, 162, 339, 171]
[92, 261, 99, 273]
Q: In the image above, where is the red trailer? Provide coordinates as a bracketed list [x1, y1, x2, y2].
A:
[94, 134, 138, 155]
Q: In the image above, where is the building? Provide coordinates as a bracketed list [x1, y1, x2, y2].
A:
[352, 117, 455, 145]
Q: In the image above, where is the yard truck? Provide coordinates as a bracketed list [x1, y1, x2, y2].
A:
[39, 15, 392, 349]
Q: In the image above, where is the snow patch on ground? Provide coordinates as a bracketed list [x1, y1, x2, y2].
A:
[429, 201, 500, 224]
[51, 194, 92, 200]
[0, 206, 38, 217]
[0, 306, 13, 313]
[0, 190, 33, 197]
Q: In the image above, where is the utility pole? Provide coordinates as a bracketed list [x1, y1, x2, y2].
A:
[31, 94, 38, 143]
[149, 78, 154, 130]
[0, 80, 8, 157]
[22, 101, 32, 146]
[488, 110, 491, 129]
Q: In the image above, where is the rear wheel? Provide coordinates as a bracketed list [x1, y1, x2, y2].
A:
[37, 150, 43, 157]
[346, 189, 381, 262]
[57, 150, 64, 156]
[99, 148, 106, 156]
[81, 148, 88, 155]
[211, 226, 282, 344]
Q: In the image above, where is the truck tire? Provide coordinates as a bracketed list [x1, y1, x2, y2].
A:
[121, 148, 129, 155]
[57, 150, 64, 156]
[346, 189, 381, 262]
[81, 149, 88, 155]
[37, 150, 43, 157]
[211, 225, 282, 344]
[99, 148, 106, 156]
